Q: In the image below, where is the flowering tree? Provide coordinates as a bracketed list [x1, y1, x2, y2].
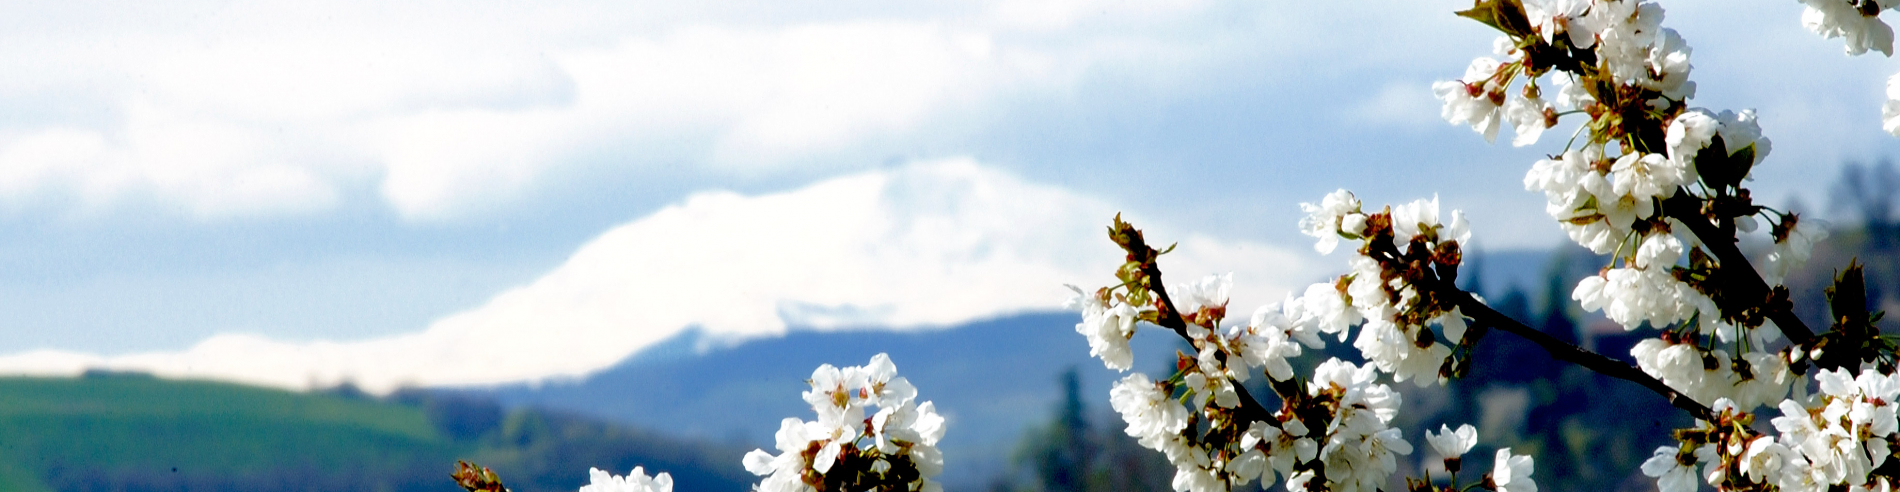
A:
[1062, 1, 1900, 491]
[451, 1, 1900, 491]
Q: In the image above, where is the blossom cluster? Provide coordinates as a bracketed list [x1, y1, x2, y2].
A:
[1634, 367, 1900, 492]
[742, 353, 947, 492]
[579, 467, 673, 492]
[1630, 337, 1795, 410]
[1063, 205, 1541, 492]
[1432, 0, 1839, 415]
[1428, 4, 1900, 492]
[1073, 266, 1414, 492]
[1100, 351, 1419, 492]
[1075, 262, 1553, 492]
[1298, 190, 1474, 387]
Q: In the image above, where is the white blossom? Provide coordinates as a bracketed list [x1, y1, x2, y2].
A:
[1525, 0, 1596, 47]
[1433, 57, 1507, 142]
[1586, 0, 1658, 77]
[1391, 195, 1471, 251]
[1264, 418, 1319, 480]
[1800, 0, 1896, 56]
[1610, 152, 1686, 202]
[1642, 446, 1701, 492]
[1424, 423, 1478, 459]
[1301, 189, 1362, 254]
[1667, 108, 1772, 188]
[1505, 93, 1553, 147]
[1741, 435, 1794, 486]
[1640, 28, 1697, 103]
[1730, 351, 1794, 411]
[1240, 298, 1321, 381]
[1320, 426, 1413, 492]
[1286, 471, 1318, 492]
[1524, 148, 1594, 201]
[744, 418, 821, 492]
[580, 467, 674, 492]
[862, 353, 918, 408]
[1171, 462, 1223, 492]
[1553, 71, 1597, 110]
[1635, 232, 1684, 270]
[1576, 267, 1701, 331]
[1438, 307, 1471, 345]
[1172, 273, 1233, 320]
[1493, 448, 1539, 492]
[1764, 215, 1830, 285]
[1183, 343, 1242, 409]
[1067, 285, 1139, 371]
[1110, 373, 1190, 450]
[1666, 109, 1720, 169]
[1301, 280, 1362, 341]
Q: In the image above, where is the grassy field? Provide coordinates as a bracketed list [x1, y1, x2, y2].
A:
[0, 373, 457, 491]
[0, 373, 751, 492]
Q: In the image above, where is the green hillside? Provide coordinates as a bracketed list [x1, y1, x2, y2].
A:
[0, 373, 751, 492]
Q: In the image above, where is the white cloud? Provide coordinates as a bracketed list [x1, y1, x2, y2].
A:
[0, 159, 1319, 392]
[0, 0, 1254, 221]
[0, 0, 1879, 248]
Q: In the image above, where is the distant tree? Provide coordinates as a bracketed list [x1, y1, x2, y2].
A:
[1031, 368, 1094, 492]
[1461, 245, 1488, 298]
[1537, 251, 1580, 347]
[1832, 159, 1900, 250]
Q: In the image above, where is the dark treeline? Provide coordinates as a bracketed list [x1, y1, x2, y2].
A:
[987, 367, 1173, 492]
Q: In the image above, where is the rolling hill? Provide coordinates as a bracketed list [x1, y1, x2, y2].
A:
[0, 372, 751, 492]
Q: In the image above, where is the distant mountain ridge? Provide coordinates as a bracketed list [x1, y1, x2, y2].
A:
[479, 311, 1188, 489]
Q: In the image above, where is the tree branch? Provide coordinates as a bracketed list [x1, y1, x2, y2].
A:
[1443, 286, 1716, 422]
[1659, 191, 1816, 346]
[1139, 253, 1278, 426]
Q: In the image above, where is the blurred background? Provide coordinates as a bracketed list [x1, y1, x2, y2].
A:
[0, 0, 1896, 490]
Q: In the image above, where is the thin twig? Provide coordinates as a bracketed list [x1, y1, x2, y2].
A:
[1138, 249, 1278, 426]
[1443, 287, 1717, 421]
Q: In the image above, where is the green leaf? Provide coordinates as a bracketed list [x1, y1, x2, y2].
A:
[1455, 0, 1532, 37]
[1695, 134, 1737, 190]
[1728, 143, 1756, 184]
[1453, 2, 1502, 31]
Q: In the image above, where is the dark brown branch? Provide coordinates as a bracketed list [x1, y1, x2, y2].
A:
[1660, 191, 1816, 345]
[1444, 287, 1716, 421]
[1139, 253, 1278, 426]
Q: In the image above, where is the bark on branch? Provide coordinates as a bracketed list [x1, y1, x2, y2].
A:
[1660, 191, 1817, 345]
[1139, 258, 1279, 426]
[1442, 286, 1717, 422]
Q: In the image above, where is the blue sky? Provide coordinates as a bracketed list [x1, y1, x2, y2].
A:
[0, 0, 1895, 389]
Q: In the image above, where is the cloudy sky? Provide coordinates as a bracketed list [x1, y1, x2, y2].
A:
[0, 0, 1894, 390]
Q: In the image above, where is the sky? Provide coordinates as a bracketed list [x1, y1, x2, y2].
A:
[0, 0, 1896, 390]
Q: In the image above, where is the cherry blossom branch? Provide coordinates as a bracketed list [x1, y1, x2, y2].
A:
[1440, 285, 1716, 422]
[1659, 191, 1816, 346]
[1359, 222, 1718, 421]
[1131, 243, 1278, 426]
